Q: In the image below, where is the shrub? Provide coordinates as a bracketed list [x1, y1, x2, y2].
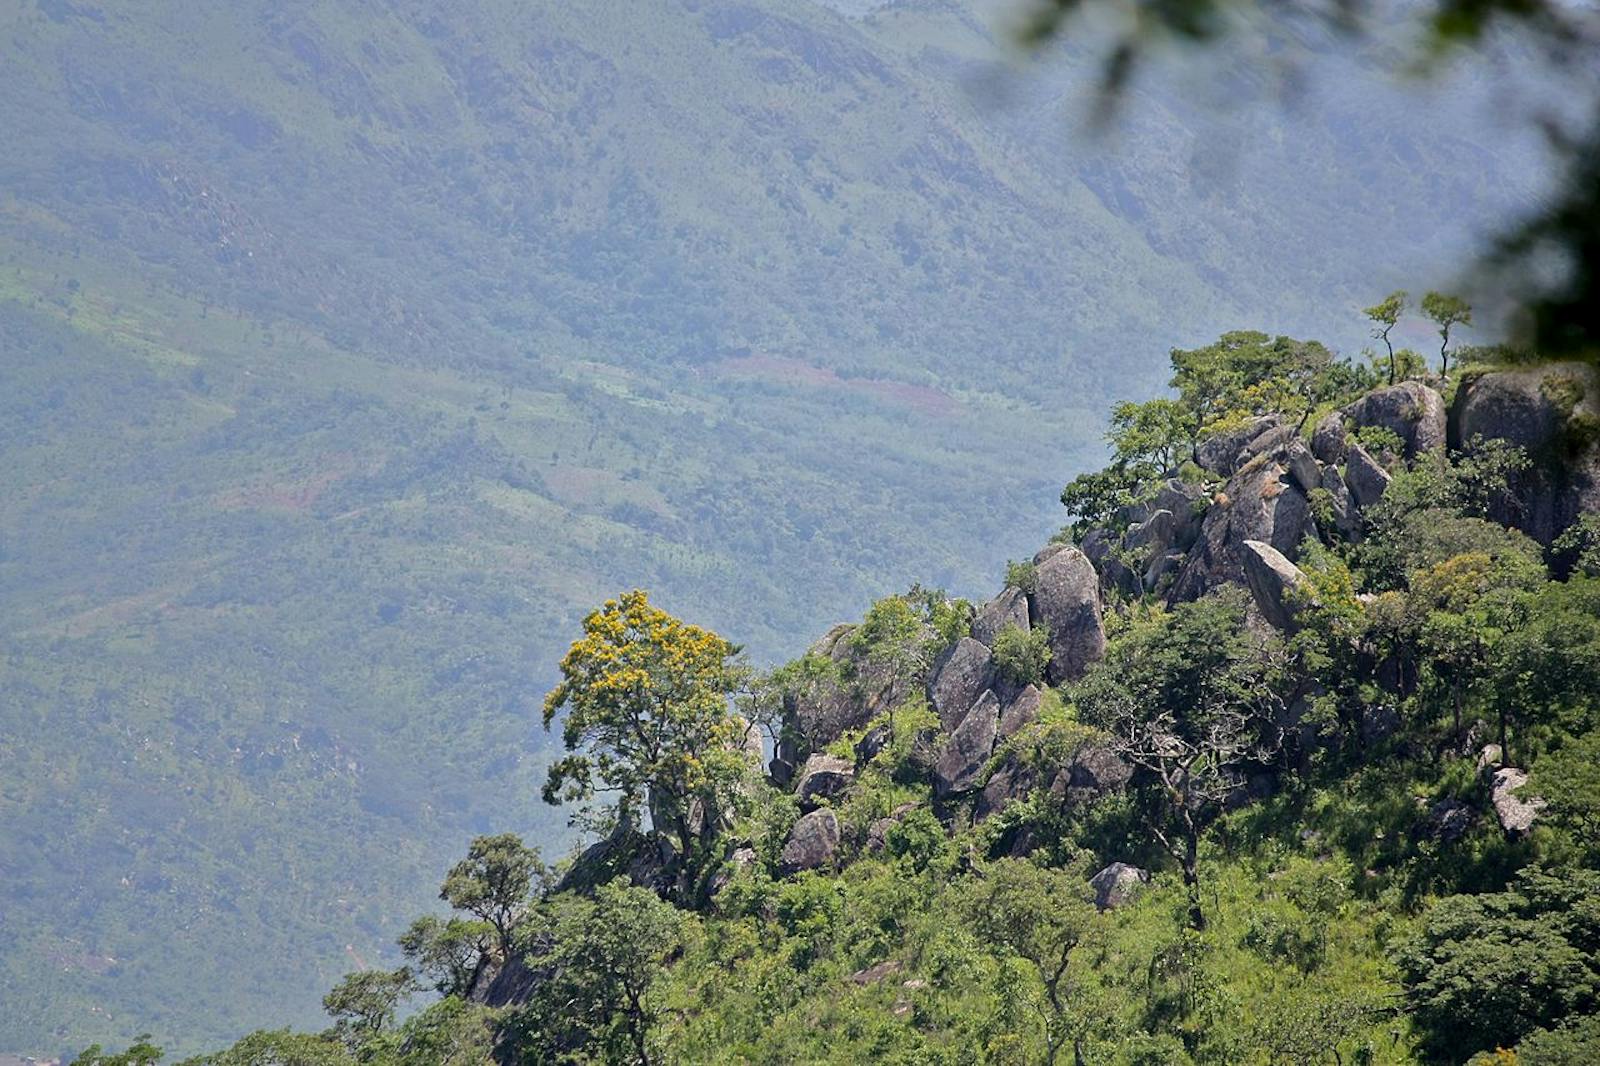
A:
[1004, 560, 1038, 596]
[990, 624, 1051, 687]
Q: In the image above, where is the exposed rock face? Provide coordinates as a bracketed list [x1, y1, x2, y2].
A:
[1170, 451, 1314, 603]
[975, 739, 1131, 823]
[793, 754, 855, 808]
[1451, 362, 1600, 546]
[553, 822, 678, 900]
[1416, 798, 1477, 845]
[1241, 540, 1310, 632]
[928, 637, 995, 731]
[1089, 862, 1149, 910]
[775, 622, 915, 779]
[974, 752, 1036, 822]
[1283, 438, 1323, 496]
[1030, 546, 1106, 684]
[1491, 767, 1546, 835]
[1345, 382, 1447, 458]
[1312, 411, 1348, 465]
[1319, 464, 1361, 541]
[855, 723, 891, 765]
[1196, 416, 1284, 476]
[1059, 743, 1133, 804]
[780, 808, 841, 874]
[1344, 444, 1392, 509]
[934, 690, 1000, 796]
[997, 685, 1042, 739]
[866, 802, 919, 852]
[972, 587, 1030, 647]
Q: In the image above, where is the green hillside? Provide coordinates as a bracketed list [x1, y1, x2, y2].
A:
[0, 0, 1547, 1056]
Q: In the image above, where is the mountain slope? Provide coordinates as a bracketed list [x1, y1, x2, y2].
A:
[0, 0, 1548, 1054]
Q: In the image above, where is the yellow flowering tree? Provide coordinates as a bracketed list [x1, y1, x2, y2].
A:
[542, 590, 745, 888]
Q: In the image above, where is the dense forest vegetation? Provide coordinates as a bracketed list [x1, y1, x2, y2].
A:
[3, 1, 1554, 1052]
[74, 317, 1600, 1064]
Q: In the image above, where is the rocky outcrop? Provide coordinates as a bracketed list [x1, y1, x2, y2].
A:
[780, 808, 841, 874]
[866, 802, 919, 853]
[974, 738, 1130, 823]
[1491, 767, 1546, 835]
[974, 753, 1037, 822]
[1344, 382, 1447, 458]
[928, 637, 995, 732]
[554, 822, 678, 899]
[1344, 444, 1392, 509]
[1319, 464, 1361, 541]
[1030, 545, 1106, 684]
[1451, 362, 1600, 547]
[1170, 449, 1314, 603]
[934, 690, 1000, 796]
[1058, 743, 1133, 804]
[1196, 416, 1284, 476]
[997, 685, 1042, 739]
[1089, 862, 1149, 910]
[793, 754, 854, 808]
[1312, 411, 1347, 465]
[1416, 798, 1477, 845]
[971, 588, 1030, 647]
[1241, 540, 1310, 632]
[774, 622, 914, 781]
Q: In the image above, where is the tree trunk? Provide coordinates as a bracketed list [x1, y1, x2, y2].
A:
[1182, 830, 1205, 931]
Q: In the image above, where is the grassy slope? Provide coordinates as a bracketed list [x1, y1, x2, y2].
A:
[0, 0, 1542, 1054]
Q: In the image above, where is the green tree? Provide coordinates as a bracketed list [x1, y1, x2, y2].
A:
[1073, 592, 1288, 929]
[322, 968, 417, 1042]
[72, 1038, 164, 1066]
[964, 860, 1098, 1065]
[1396, 867, 1600, 1062]
[850, 593, 933, 739]
[1536, 730, 1600, 866]
[991, 623, 1052, 687]
[1365, 290, 1408, 386]
[543, 590, 745, 888]
[1421, 291, 1473, 381]
[439, 833, 547, 958]
[1410, 550, 1544, 753]
[175, 1030, 352, 1066]
[1107, 397, 1192, 476]
[398, 914, 496, 997]
[508, 882, 688, 1066]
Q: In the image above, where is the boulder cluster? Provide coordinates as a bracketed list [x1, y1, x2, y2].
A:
[656, 370, 1598, 902]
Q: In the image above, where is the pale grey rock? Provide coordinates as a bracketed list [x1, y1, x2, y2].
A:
[1196, 416, 1283, 476]
[997, 684, 1042, 739]
[934, 690, 1000, 796]
[928, 637, 995, 732]
[780, 808, 841, 874]
[1090, 862, 1150, 910]
[793, 754, 855, 808]
[1030, 546, 1106, 684]
[1344, 444, 1392, 509]
[1169, 458, 1313, 603]
[1491, 767, 1546, 835]
[1284, 438, 1323, 496]
[1241, 539, 1310, 632]
[1451, 363, 1600, 546]
[1344, 382, 1447, 457]
[972, 587, 1030, 647]
[1312, 411, 1348, 465]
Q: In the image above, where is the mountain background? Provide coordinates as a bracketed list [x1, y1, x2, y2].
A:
[0, 0, 1551, 1055]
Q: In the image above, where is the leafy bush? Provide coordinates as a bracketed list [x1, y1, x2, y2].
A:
[990, 623, 1051, 686]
